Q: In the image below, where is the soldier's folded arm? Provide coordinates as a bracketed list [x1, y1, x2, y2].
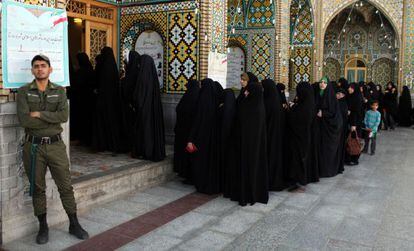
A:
[17, 88, 50, 129]
[39, 89, 69, 124]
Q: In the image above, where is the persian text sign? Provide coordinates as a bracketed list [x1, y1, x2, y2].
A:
[208, 52, 227, 88]
[1, 0, 69, 88]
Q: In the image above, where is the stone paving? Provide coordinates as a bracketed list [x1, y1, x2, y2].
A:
[3, 128, 414, 251]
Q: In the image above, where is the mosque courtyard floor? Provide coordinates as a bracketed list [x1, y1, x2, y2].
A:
[3, 128, 414, 251]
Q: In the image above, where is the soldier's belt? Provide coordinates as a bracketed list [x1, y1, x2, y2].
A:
[26, 134, 62, 145]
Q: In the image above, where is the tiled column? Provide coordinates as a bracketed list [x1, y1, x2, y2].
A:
[198, 0, 228, 80]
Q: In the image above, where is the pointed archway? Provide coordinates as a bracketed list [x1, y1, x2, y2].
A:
[322, 0, 400, 86]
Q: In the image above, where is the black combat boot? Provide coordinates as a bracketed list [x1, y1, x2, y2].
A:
[36, 213, 49, 244]
[68, 213, 89, 240]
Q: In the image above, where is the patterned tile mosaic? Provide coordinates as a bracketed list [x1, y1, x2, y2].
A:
[229, 28, 275, 81]
[120, 1, 199, 93]
[211, 0, 227, 53]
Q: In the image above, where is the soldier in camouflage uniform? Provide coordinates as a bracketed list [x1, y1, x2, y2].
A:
[17, 55, 89, 244]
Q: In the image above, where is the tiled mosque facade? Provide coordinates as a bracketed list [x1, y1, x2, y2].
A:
[0, 0, 413, 244]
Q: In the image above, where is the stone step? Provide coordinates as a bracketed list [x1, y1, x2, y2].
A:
[2, 155, 174, 243]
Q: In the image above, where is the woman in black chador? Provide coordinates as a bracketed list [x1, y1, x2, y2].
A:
[262, 79, 286, 191]
[398, 86, 412, 127]
[132, 54, 166, 161]
[315, 77, 343, 178]
[174, 80, 200, 182]
[376, 84, 385, 130]
[277, 83, 289, 110]
[345, 83, 363, 165]
[187, 78, 222, 194]
[120, 51, 141, 150]
[336, 88, 348, 173]
[286, 82, 315, 191]
[75, 53, 97, 146]
[229, 81, 269, 206]
[383, 82, 398, 130]
[221, 88, 237, 198]
[92, 47, 125, 153]
[307, 82, 320, 184]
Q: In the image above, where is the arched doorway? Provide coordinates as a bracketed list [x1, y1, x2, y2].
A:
[289, 0, 314, 88]
[345, 58, 367, 83]
[323, 0, 399, 84]
[135, 30, 164, 89]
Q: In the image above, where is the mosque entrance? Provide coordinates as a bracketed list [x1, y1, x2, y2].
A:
[323, 0, 399, 86]
[65, 0, 126, 180]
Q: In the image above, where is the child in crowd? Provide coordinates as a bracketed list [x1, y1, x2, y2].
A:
[363, 100, 382, 155]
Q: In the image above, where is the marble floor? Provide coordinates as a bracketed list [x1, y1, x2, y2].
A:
[3, 128, 414, 251]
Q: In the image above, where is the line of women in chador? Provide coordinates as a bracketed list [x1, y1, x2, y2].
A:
[174, 73, 405, 206]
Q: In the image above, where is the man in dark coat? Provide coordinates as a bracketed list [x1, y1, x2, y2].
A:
[132, 54, 166, 161]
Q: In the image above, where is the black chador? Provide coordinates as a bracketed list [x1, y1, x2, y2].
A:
[286, 82, 315, 187]
[399, 86, 412, 127]
[345, 83, 364, 165]
[221, 88, 236, 198]
[276, 83, 288, 107]
[187, 78, 222, 194]
[262, 79, 286, 191]
[315, 80, 343, 178]
[92, 47, 125, 153]
[75, 53, 96, 146]
[174, 80, 200, 182]
[132, 54, 166, 161]
[336, 88, 348, 173]
[229, 83, 269, 206]
[307, 83, 320, 184]
[69, 55, 82, 142]
[120, 51, 141, 150]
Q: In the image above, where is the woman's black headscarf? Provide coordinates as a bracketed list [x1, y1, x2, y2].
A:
[277, 83, 288, 105]
[399, 86, 412, 126]
[247, 72, 259, 85]
[262, 79, 286, 191]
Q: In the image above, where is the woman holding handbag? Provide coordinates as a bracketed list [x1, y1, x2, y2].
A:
[345, 83, 364, 165]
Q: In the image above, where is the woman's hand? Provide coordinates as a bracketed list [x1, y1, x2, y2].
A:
[351, 126, 357, 131]
[317, 110, 322, 118]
